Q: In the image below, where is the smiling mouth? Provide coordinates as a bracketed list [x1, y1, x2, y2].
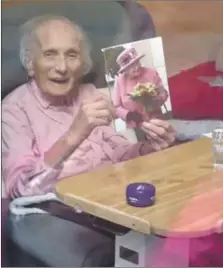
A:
[50, 78, 69, 84]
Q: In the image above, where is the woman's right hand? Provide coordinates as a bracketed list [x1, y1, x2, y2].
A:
[67, 94, 115, 145]
[141, 119, 177, 150]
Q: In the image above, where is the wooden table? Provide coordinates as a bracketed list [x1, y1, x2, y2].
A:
[55, 138, 223, 267]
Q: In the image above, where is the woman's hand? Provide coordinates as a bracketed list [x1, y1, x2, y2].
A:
[45, 94, 116, 168]
[141, 119, 177, 151]
[67, 94, 116, 144]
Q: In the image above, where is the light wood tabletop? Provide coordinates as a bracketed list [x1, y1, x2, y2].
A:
[55, 138, 223, 238]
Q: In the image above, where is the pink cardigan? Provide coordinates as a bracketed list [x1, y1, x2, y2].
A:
[113, 67, 168, 126]
[2, 80, 154, 198]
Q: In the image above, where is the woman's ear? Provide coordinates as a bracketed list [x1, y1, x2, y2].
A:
[26, 59, 35, 77]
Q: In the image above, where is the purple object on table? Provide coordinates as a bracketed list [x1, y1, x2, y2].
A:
[126, 183, 156, 207]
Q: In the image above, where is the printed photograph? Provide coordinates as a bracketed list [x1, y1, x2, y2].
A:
[2, 1, 223, 267]
[102, 37, 172, 134]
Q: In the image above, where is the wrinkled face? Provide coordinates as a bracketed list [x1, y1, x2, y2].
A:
[125, 62, 142, 78]
[27, 20, 84, 96]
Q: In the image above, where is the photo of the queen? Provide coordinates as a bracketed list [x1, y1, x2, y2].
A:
[114, 46, 168, 128]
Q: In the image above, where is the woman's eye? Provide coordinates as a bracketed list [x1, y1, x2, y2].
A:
[68, 53, 77, 58]
[44, 52, 55, 57]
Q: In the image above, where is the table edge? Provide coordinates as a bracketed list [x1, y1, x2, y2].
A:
[55, 189, 222, 238]
[55, 189, 151, 235]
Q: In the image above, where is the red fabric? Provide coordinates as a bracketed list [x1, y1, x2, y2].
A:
[151, 234, 223, 267]
[169, 61, 223, 120]
[190, 233, 223, 267]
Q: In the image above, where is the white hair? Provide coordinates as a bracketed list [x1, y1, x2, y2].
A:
[19, 15, 93, 74]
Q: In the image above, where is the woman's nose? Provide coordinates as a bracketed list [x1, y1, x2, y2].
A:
[55, 57, 68, 73]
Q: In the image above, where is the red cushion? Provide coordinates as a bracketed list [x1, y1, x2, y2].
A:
[152, 234, 223, 267]
[169, 62, 223, 120]
[190, 233, 223, 267]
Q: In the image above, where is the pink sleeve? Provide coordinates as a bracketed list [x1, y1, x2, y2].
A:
[152, 69, 164, 88]
[116, 140, 154, 161]
[113, 77, 129, 121]
[2, 103, 62, 198]
[103, 130, 153, 162]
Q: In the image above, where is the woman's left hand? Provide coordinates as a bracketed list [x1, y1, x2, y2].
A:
[141, 119, 177, 150]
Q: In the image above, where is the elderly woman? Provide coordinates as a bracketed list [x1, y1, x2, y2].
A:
[2, 15, 176, 267]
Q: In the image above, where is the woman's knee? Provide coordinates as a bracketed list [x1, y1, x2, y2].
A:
[7, 213, 114, 266]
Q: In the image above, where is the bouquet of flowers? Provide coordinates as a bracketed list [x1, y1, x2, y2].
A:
[127, 82, 161, 112]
